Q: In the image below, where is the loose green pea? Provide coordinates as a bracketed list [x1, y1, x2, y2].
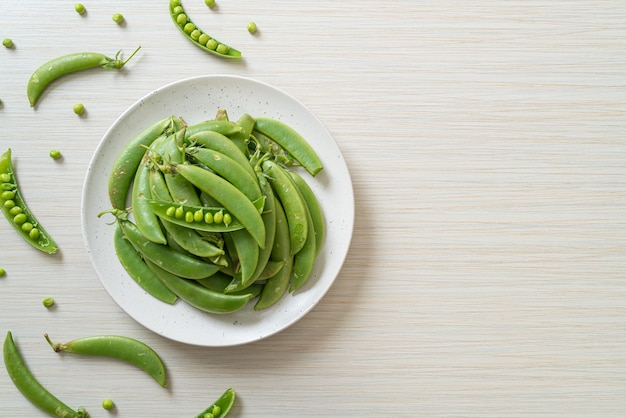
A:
[112, 13, 124, 24]
[75, 3, 86, 14]
[9, 206, 22, 216]
[73, 103, 85, 115]
[205, 0, 216, 7]
[0, 173, 10, 182]
[102, 398, 115, 410]
[0, 268, 5, 277]
[1, 190, 15, 200]
[247, 22, 257, 33]
[2, 38, 14, 48]
[49, 150, 62, 160]
[13, 213, 26, 225]
[216, 44, 229, 54]
[42, 297, 55, 308]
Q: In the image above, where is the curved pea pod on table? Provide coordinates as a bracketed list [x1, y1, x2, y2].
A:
[0, 149, 58, 254]
[3, 331, 89, 418]
[44, 333, 167, 388]
[194, 388, 236, 418]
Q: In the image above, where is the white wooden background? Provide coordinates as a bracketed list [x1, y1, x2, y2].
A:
[1, 1, 624, 416]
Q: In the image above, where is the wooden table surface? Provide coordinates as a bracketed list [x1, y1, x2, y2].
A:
[1, 1, 624, 416]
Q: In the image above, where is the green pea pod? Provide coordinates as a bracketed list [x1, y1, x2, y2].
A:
[44, 333, 167, 388]
[4, 331, 89, 418]
[119, 219, 220, 280]
[255, 197, 293, 310]
[113, 223, 178, 304]
[27, 47, 141, 107]
[145, 260, 254, 314]
[228, 228, 259, 287]
[197, 272, 263, 297]
[184, 119, 243, 138]
[254, 117, 323, 176]
[171, 163, 266, 248]
[132, 153, 167, 244]
[0, 149, 58, 254]
[148, 170, 224, 258]
[169, 0, 241, 59]
[288, 171, 325, 254]
[289, 191, 317, 293]
[147, 199, 245, 233]
[194, 388, 236, 418]
[262, 160, 308, 255]
[161, 134, 203, 206]
[229, 113, 256, 155]
[185, 130, 255, 179]
[108, 116, 179, 210]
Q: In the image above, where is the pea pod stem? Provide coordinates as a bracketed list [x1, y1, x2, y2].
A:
[27, 46, 141, 107]
[3, 331, 89, 418]
[44, 333, 167, 388]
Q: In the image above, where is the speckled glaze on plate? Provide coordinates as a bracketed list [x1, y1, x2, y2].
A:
[81, 75, 354, 347]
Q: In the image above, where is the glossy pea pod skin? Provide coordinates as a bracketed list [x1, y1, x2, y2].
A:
[108, 116, 180, 210]
[254, 117, 323, 176]
[145, 260, 255, 314]
[44, 333, 167, 388]
[132, 153, 167, 244]
[0, 149, 58, 254]
[288, 171, 325, 254]
[194, 387, 236, 418]
[169, 0, 241, 59]
[113, 223, 178, 304]
[3, 331, 89, 418]
[27, 47, 141, 107]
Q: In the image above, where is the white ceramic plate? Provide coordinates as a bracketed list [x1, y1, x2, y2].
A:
[81, 75, 354, 347]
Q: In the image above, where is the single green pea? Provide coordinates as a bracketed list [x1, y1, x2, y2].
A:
[212, 405, 221, 415]
[223, 213, 232, 226]
[73, 103, 85, 115]
[205, 0, 216, 7]
[172, 6, 183, 15]
[21, 222, 33, 233]
[166, 206, 176, 217]
[204, 212, 213, 224]
[9, 206, 22, 216]
[203, 413, 214, 418]
[1, 190, 15, 200]
[13, 213, 27, 225]
[49, 150, 62, 160]
[112, 13, 124, 24]
[4, 199, 15, 209]
[216, 44, 229, 54]
[0, 173, 10, 182]
[171, 0, 181, 7]
[2, 38, 14, 48]
[185, 211, 194, 223]
[198, 33, 210, 45]
[1, 183, 13, 191]
[247, 22, 257, 34]
[102, 398, 114, 410]
[43, 297, 55, 308]
[176, 13, 187, 25]
[193, 210, 204, 222]
[29, 228, 40, 240]
[213, 210, 224, 224]
[184, 22, 195, 34]
[175, 206, 184, 219]
[75, 3, 86, 14]
[206, 38, 218, 50]
[0, 268, 5, 277]
[190, 29, 202, 41]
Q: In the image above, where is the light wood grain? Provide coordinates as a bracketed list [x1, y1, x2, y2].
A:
[0, 1, 624, 416]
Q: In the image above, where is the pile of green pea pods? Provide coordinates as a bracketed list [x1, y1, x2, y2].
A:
[103, 109, 325, 314]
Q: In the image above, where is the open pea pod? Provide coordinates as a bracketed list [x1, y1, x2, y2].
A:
[147, 199, 243, 233]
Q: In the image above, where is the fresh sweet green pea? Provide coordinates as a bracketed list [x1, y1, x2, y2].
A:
[49, 149, 62, 159]
[102, 398, 115, 410]
[0, 268, 6, 277]
[112, 13, 124, 24]
[247, 22, 257, 33]
[75, 3, 85, 14]
[73, 103, 85, 115]
[2, 38, 14, 48]
[205, 0, 216, 7]
[42, 297, 55, 308]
